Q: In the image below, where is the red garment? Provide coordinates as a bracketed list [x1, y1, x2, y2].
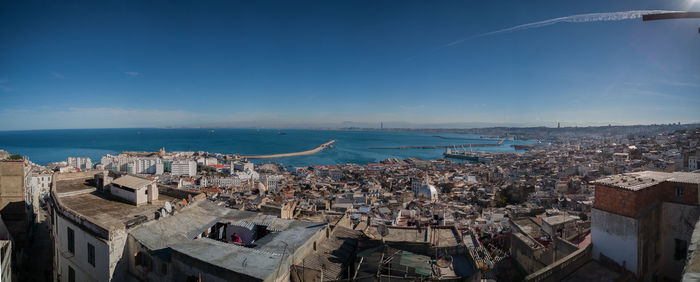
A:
[232, 234, 242, 244]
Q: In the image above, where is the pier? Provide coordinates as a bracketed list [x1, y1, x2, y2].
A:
[241, 140, 336, 159]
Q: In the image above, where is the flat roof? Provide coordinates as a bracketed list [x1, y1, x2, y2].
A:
[367, 226, 428, 243]
[512, 218, 543, 239]
[111, 174, 153, 189]
[594, 171, 700, 191]
[129, 200, 326, 280]
[54, 175, 177, 234]
[542, 215, 578, 226]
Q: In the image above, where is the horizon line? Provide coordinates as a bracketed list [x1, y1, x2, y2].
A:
[1, 122, 698, 132]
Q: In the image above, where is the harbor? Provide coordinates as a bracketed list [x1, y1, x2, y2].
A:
[369, 139, 505, 150]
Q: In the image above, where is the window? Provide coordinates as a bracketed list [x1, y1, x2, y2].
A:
[87, 243, 95, 266]
[675, 186, 684, 198]
[67, 227, 75, 253]
[675, 239, 688, 260]
[135, 252, 143, 267]
[68, 266, 75, 282]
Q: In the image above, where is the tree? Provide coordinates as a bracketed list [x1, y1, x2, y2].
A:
[8, 154, 22, 160]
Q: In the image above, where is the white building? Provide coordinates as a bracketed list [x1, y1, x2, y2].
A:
[261, 175, 285, 193]
[612, 153, 629, 165]
[26, 172, 52, 214]
[171, 160, 197, 177]
[131, 158, 162, 175]
[208, 177, 242, 187]
[109, 175, 158, 206]
[101, 154, 130, 172]
[50, 171, 325, 282]
[232, 169, 259, 181]
[67, 157, 92, 171]
[231, 161, 254, 173]
[0, 219, 12, 282]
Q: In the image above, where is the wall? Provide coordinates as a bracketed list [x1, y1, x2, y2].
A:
[591, 208, 638, 275]
[594, 182, 699, 218]
[55, 215, 111, 282]
[524, 244, 592, 282]
[109, 185, 137, 204]
[0, 161, 25, 211]
[510, 232, 548, 274]
[660, 202, 700, 280]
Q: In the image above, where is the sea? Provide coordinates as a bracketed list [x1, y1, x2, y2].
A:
[0, 128, 534, 167]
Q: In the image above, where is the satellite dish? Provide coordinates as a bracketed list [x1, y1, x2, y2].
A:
[160, 208, 167, 218]
[164, 201, 172, 213]
[378, 224, 390, 237]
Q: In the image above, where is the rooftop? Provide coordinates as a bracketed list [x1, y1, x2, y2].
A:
[594, 171, 700, 191]
[542, 215, 578, 226]
[53, 172, 179, 237]
[111, 174, 153, 189]
[129, 200, 326, 281]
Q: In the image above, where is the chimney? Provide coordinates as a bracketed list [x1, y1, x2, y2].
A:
[147, 183, 158, 203]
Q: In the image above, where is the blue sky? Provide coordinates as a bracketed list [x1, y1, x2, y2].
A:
[0, 0, 699, 130]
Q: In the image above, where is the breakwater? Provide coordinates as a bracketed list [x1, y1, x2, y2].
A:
[242, 140, 336, 159]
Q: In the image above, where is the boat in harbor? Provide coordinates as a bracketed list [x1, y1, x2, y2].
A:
[444, 145, 490, 163]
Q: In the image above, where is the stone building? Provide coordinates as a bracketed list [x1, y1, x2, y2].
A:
[592, 171, 700, 281]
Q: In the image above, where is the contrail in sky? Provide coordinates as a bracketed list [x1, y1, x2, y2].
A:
[438, 10, 682, 49]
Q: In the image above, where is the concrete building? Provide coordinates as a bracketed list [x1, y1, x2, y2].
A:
[592, 171, 700, 281]
[49, 171, 197, 282]
[171, 160, 197, 177]
[541, 215, 579, 239]
[262, 175, 285, 193]
[232, 161, 254, 173]
[109, 175, 158, 206]
[131, 158, 162, 175]
[0, 160, 29, 262]
[49, 170, 325, 282]
[67, 157, 93, 171]
[208, 177, 242, 187]
[690, 156, 698, 171]
[0, 160, 27, 211]
[0, 218, 13, 282]
[127, 201, 326, 282]
[612, 153, 629, 166]
[27, 172, 52, 214]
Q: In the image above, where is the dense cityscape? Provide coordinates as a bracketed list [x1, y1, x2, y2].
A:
[0, 124, 698, 281]
[2, 1, 699, 281]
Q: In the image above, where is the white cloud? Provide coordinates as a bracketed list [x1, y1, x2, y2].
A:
[124, 71, 140, 76]
[438, 10, 680, 49]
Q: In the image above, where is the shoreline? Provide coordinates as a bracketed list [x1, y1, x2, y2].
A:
[241, 140, 336, 159]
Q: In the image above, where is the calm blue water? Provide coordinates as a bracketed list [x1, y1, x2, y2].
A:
[0, 128, 533, 166]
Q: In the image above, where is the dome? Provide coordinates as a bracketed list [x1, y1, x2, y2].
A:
[417, 184, 439, 202]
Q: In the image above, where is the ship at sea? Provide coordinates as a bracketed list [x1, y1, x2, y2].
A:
[443, 145, 490, 163]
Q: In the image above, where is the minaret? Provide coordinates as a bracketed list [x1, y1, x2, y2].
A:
[380, 121, 383, 130]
